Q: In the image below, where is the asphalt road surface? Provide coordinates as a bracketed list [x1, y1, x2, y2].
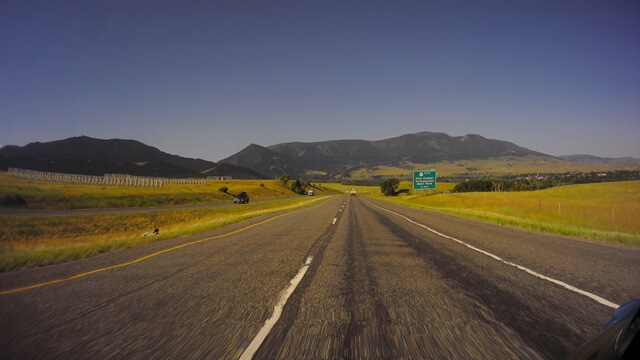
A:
[1, 195, 638, 359]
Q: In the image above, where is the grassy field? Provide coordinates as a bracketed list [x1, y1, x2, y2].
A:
[0, 172, 340, 270]
[348, 155, 639, 179]
[370, 181, 640, 246]
[3, 174, 637, 271]
[0, 196, 326, 271]
[0, 172, 337, 210]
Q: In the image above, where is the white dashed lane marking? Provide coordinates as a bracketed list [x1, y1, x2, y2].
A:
[240, 256, 314, 360]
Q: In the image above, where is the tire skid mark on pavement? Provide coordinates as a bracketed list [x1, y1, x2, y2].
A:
[340, 198, 394, 358]
[239, 256, 314, 360]
[21, 259, 203, 339]
[366, 199, 619, 309]
[361, 199, 580, 357]
[247, 201, 346, 359]
[0, 201, 329, 296]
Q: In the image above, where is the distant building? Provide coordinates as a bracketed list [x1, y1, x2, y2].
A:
[207, 176, 233, 180]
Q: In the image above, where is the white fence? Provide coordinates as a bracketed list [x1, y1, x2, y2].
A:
[8, 168, 206, 187]
[104, 174, 205, 185]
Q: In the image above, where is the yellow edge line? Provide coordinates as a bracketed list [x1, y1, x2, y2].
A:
[1, 199, 327, 296]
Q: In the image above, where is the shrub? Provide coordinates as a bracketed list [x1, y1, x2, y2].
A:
[280, 174, 291, 187]
[291, 179, 306, 195]
[380, 178, 400, 196]
[2, 193, 27, 208]
[218, 187, 228, 193]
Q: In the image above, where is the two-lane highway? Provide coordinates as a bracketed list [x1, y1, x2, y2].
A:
[0, 197, 345, 359]
[1, 195, 638, 359]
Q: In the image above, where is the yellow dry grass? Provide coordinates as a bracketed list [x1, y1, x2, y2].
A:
[0, 197, 323, 271]
[0, 172, 333, 209]
[375, 181, 640, 245]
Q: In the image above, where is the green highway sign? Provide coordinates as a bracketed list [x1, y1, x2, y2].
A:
[413, 169, 436, 190]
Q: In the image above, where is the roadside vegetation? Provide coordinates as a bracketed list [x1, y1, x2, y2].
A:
[278, 173, 330, 195]
[380, 178, 400, 196]
[0, 172, 342, 270]
[451, 178, 555, 192]
[371, 180, 640, 246]
[0, 172, 336, 210]
[0, 197, 323, 271]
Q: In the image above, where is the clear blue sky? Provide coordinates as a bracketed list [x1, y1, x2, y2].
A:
[2, 0, 639, 160]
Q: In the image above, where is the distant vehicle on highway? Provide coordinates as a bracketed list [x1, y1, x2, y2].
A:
[233, 192, 249, 204]
[308, 190, 314, 196]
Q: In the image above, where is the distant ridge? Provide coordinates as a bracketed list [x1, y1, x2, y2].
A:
[4, 134, 636, 182]
[0, 136, 267, 179]
[219, 132, 548, 179]
[559, 154, 640, 166]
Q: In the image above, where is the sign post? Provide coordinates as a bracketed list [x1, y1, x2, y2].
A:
[413, 169, 436, 193]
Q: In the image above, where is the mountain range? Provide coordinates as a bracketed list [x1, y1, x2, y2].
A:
[0, 136, 265, 179]
[219, 132, 547, 179]
[1, 133, 638, 180]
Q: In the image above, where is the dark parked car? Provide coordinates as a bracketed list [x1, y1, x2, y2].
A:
[233, 192, 249, 204]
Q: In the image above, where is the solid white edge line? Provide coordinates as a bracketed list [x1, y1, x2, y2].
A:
[239, 256, 313, 360]
[367, 200, 620, 309]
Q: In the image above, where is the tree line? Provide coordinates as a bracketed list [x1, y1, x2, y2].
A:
[450, 171, 640, 193]
[451, 178, 555, 193]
